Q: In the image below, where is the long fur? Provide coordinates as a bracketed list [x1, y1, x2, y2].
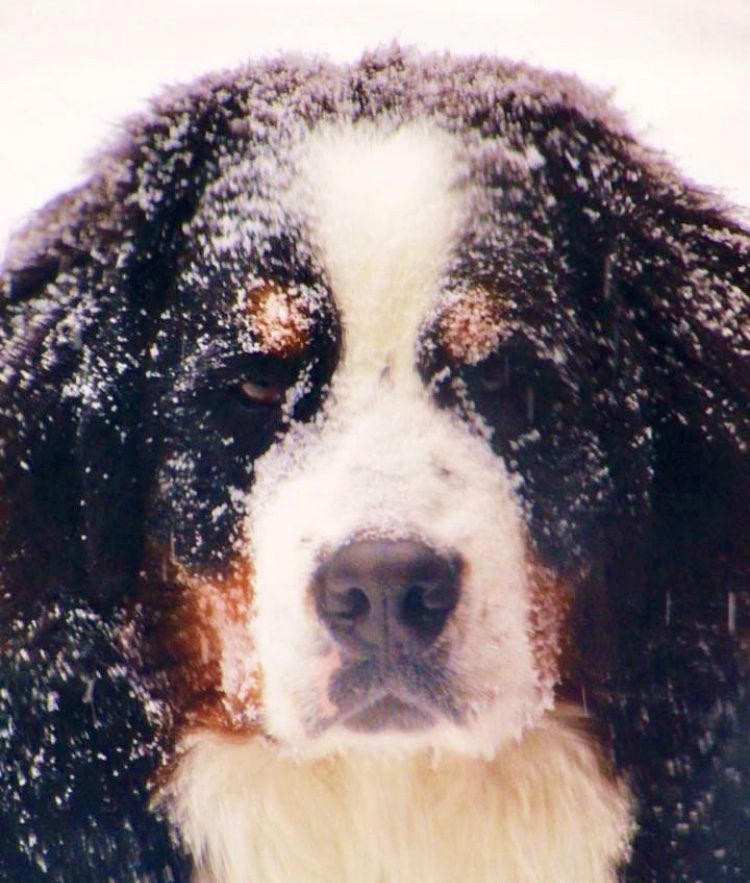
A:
[1, 47, 749, 882]
[166, 714, 631, 883]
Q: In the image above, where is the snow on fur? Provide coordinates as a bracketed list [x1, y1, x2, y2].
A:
[1, 45, 749, 882]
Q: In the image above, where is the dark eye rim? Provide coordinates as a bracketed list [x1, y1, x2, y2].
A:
[199, 351, 299, 410]
[423, 333, 575, 424]
[472, 351, 512, 393]
[235, 377, 286, 407]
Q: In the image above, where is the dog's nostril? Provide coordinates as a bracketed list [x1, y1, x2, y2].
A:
[401, 580, 460, 641]
[314, 539, 463, 655]
[403, 581, 459, 616]
[326, 586, 371, 622]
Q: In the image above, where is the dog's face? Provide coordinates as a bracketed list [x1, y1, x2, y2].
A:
[2, 50, 749, 881]
[247, 125, 544, 755]
[141, 111, 651, 758]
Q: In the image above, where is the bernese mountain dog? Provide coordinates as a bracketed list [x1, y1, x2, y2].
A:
[1, 47, 749, 883]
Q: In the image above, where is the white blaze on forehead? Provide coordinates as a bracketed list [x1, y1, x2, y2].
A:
[246, 120, 548, 756]
[297, 123, 466, 378]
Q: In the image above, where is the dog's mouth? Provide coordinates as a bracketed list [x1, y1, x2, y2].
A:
[342, 691, 436, 732]
[315, 655, 458, 735]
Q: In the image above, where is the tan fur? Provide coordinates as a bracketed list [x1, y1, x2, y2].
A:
[241, 279, 314, 357]
[162, 713, 633, 883]
[436, 285, 512, 365]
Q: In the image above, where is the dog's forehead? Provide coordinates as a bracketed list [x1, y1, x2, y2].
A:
[181, 120, 487, 370]
[181, 115, 563, 379]
[291, 122, 469, 376]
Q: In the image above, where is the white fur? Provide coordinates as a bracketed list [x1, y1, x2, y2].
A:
[295, 122, 465, 381]
[164, 715, 632, 883]
[238, 122, 549, 755]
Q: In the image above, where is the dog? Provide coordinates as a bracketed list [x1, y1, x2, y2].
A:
[1, 46, 749, 882]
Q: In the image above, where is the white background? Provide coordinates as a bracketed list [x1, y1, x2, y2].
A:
[1, 0, 748, 256]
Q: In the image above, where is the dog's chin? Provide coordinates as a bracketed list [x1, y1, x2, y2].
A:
[342, 694, 436, 733]
[305, 685, 445, 743]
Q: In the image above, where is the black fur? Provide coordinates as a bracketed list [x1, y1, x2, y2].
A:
[1, 48, 749, 881]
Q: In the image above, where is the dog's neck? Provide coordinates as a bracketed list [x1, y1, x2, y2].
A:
[161, 712, 632, 883]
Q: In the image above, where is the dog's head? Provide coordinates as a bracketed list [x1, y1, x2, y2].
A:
[2, 50, 749, 776]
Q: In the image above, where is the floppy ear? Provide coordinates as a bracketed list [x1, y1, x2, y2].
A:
[541, 117, 750, 570]
[0, 92, 236, 614]
[603, 156, 750, 596]
[541, 120, 750, 875]
[615, 192, 750, 612]
[0, 90, 241, 879]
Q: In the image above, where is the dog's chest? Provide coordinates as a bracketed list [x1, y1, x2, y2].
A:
[164, 723, 632, 883]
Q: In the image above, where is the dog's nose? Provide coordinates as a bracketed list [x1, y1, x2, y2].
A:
[313, 539, 462, 657]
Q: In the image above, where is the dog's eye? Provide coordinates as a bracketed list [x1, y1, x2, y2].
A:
[211, 356, 294, 411]
[473, 352, 511, 393]
[458, 337, 570, 433]
[237, 377, 285, 407]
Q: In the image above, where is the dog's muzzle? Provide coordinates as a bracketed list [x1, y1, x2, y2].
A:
[312, 538, 464, 731]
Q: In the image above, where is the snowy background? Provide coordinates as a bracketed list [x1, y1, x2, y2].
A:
[1, 0, 749, 256]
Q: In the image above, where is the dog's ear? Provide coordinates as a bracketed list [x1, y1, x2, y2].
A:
[0, 91, 241, 881]
[542, 116, 749, 558]
[536, 111, 750, 874]
[599, 162, 750, 880]
[0, 92, 234, 614]
[612, 193, 749, 612]
[609, 161, 749, 597]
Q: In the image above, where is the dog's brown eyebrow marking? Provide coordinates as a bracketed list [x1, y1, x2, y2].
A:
[242, 279, 314, 357]
[435, 286, 513, 364]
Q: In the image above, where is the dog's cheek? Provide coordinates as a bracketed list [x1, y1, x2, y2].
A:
[136, 545, 263, 738]
[526, 560, 571, 697]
